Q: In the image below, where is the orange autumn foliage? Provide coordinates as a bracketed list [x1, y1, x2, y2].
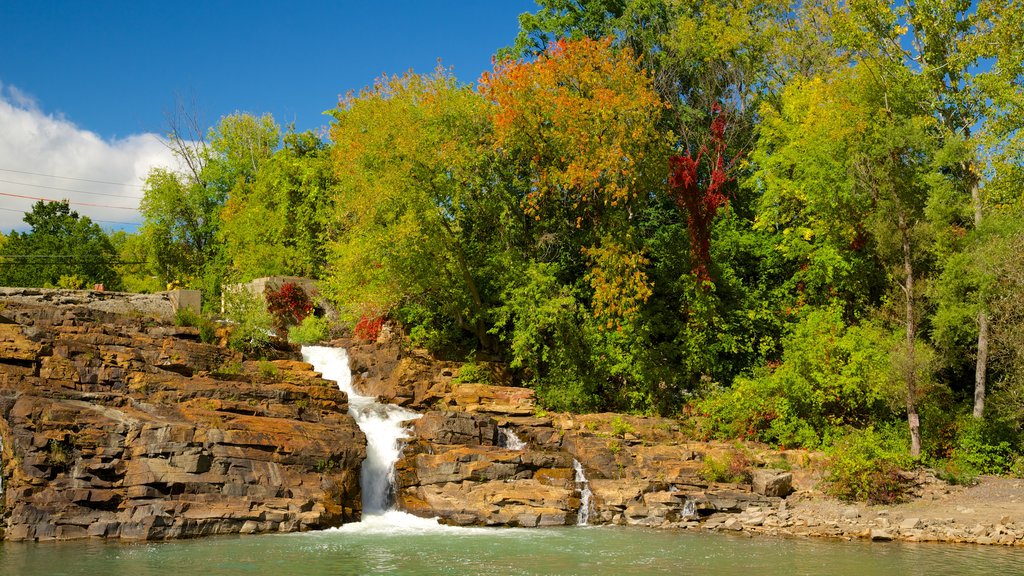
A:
[479, 37, 667, 222]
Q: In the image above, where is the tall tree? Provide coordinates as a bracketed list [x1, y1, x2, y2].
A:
[0, 201, 121, 289]
[326, 68, 503, 351]
[752, 64, 938, 456]
[836, 0, 1024, 419]
[219, 128, 338, 281]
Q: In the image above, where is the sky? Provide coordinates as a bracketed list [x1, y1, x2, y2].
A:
[0, 0, 538, 232]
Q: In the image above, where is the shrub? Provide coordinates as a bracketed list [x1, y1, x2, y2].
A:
[258, 360, 279, 379]
[288, 315, 330, 344]
[56, 274, 87, 289]
[452, 361, 494, 385]
[223, 288, 274, 355]
[175, 307, 217, 344]
[174, 307, 201, 327]
[948, 416, 1018, 475]
[610, 415, 634, 438]
[700, 449, 752, 484]
[265, 282, 314, 329]
[691, 305, 898, 448]
[354, 314, 384, 341]
[825, 426, 913, 504]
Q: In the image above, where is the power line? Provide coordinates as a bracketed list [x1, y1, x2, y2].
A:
[0, 167, 145, 188]
[0, 203, 141, 227]
[0, 191, 138, 210]
[0, 178, 144, 199]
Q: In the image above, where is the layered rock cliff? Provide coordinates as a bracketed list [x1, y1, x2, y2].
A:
[0, 297, 365, 541]
[344, 339, 788, 529]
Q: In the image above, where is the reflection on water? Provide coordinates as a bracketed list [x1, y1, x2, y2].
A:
[0, 525, 1016, 576]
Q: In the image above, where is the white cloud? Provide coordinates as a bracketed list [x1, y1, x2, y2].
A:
[0, 82, 180, 233]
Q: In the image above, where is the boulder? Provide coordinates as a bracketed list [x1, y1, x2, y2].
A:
[752, 469, 794, 498]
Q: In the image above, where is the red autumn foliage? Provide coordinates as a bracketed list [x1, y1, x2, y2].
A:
[668, 104, 735, 285]
[265, 282, 314, 329]
[354, 314, 384, 341]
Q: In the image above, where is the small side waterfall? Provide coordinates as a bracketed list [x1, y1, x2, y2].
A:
[498, 428, 526, 450]
[573, 459, 592, 526]
[302, 346, 421, 515]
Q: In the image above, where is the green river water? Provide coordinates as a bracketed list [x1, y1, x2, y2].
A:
[1, 513, 1020, 576]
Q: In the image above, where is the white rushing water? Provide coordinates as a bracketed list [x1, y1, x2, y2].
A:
[499, 428, 527, 450]
[301, 346, 422, 516]
[573, 459, 592, 526]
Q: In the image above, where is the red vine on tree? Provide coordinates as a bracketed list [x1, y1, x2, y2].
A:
[668, 104, 737, 285]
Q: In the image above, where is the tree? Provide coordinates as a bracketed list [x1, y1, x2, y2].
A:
[326, 67, 503, 351]
[0, 201, 121, 289]
[752, 64, 940, 456]
[481, 37, 667, 326]
[832, 0, 1024, 420]
[219, 127, 337, 281]
[139, 112, 280, 300]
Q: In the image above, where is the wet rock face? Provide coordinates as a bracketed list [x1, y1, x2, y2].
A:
[0, 302, 366, 541]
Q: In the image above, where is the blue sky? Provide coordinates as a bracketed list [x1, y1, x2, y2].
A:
[0, 1, 538, 231]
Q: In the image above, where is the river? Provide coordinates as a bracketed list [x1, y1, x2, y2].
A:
[0, 522, 1018, 575]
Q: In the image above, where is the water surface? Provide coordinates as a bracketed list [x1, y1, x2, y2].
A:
[1, 521, 1017, 576]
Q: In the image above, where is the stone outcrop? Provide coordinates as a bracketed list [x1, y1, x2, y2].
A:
[395, 411, 579, 526]
[0, 299, 365, 541]
[343, 341, 787, 530]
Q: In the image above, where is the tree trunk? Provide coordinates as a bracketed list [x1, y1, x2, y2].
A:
[900, 214, 922, 457]
[974, 311, 989, 418]
[969, 167, 988, 419]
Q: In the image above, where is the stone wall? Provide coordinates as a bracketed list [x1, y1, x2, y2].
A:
[0, 287, 200, 321]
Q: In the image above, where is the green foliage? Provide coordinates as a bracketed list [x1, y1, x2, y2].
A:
[288, 315, 330, 345]
[219, 127, 337, 281]
[174, 307, 217, 344]
[825, 426, 913, 504]
[700, 450, 752, 484]
[947, 416, 1019, 476]
[325, 67, 501, 353]
[694, 305, 898, 447]
[0, 200, 122, 290]
[610, 415, 634, 438]
[257, 360, 279, 379]
[451, 361, 495, 385]
[223, 288, 274, 355]
[56, 274, 87, 290]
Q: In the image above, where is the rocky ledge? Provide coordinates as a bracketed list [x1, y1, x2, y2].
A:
[0, 299, 365, 541]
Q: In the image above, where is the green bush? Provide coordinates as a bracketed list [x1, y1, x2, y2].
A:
[174, 307, 217, 344]
[610, 415, 634, 438]
[451, 361, 495, 385]
[258, 360, 279, 379]
[700, 449, 752, 484]
[948, 416, 1018, 475]
[288, 315, 330, 344]
[825, 426, 913, 504]
[692, 305, 898, 448]
[223, 288, 274, 355]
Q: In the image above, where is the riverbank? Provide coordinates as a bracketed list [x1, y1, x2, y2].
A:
[723, 474, 1024, 546]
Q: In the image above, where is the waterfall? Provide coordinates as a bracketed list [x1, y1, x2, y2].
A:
[301, 346, 421, 515]
[573, 459, 592, 526]
[498, 428, 526, 450]
[681, 498, 696, 519]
